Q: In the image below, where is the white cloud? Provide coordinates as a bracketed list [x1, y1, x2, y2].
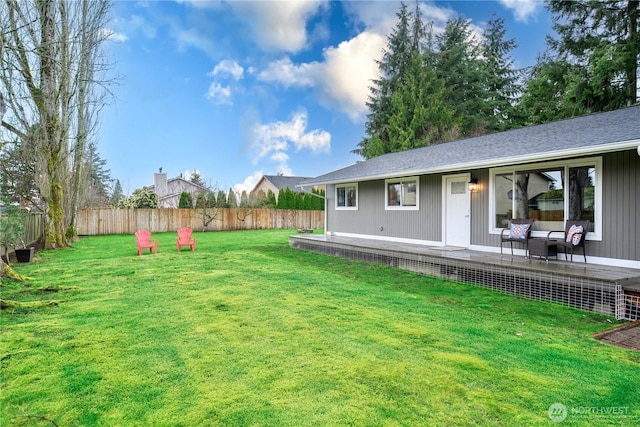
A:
[251, 1, 461, 123]
[257, 31, 386, 122]
[175, 27, 217, 56]
[205, 60, 244, 104]
[270, 152, 290, 164]
[110, 14, 156, 40]
[229, 0, 326, 53]
[257, 57, 317, 88]
[233, 170, 263, 196]
[105, 13, 157, 43]
[205, 83, 232, 105]
[276, 164, 294, 177]
[247, 110, 331, 174]
[175, 0, 223, 10]
[317, 31, 386, 122]
[100, 28, 128, 43]
[209, 59, 244, 81]
[499, 0, 541, 22]
[341, 0, 404, 36]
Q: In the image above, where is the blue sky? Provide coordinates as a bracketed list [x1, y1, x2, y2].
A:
[100, 0, 553, 196]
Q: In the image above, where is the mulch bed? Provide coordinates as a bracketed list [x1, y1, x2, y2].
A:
[593, 320, 640, 352]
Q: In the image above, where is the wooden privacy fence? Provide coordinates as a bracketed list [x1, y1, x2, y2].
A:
[0, 213, 45, 257]
[77, 208, 324, 236]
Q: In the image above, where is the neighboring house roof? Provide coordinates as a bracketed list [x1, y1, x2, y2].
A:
[301, 105, 640, 186]
[148, 177, 207, 195]
[149, 177, 208, 208]
[252, 175, 313, 194]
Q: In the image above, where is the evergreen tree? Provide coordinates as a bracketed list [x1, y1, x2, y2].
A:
[436, 17, 489, 137]
[277, 188, 295, 209]
[110, 180, 124, 207]
[178, 192, 193, 208]
[546, 0, 639, 110]
[312, 188, 325, 210]
[387, 52, 454, 151]
[294, 192, 304, 210]
[302, 193, 312, 210]
[239, 190, 249, 208]
[252, 189, 268, 208]
[519, 56, 588, 125]
[481, 15, 524, 132]
[355, 2, 454, 159]
[354, 2, 412, 158]
[0, 135, 39, 206]
[195, 191, 206, 208]
[83, 141, 113, 207]
[227, 188, 237, 208]
[266, 189, 277, 208]
[190, 170, 204, 187]
[216, 190, 228, 208]
[207, 191, 216, 208]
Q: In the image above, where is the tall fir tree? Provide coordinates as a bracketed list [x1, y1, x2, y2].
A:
[354, 2, 412, 159]
[178, 192, 193, 209]
[544, 0, 639, 111]
[216, 190, 228, 208]
[436, 17, 490, 137]
[519, 56, 588, 124]
[266, 189, 277, 208]
[239, 190, 249, 208]
[110, 180, 124, 207]
[0, 133, 39, 206]
[190, 170, 204, 187]
[83, 141, 113, 207]
[355, 2, 454, 159]
[481, 15, 524, 132]
[227, 188, 237, 208]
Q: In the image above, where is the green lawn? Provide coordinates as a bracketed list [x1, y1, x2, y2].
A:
[1, 229, 638, 426]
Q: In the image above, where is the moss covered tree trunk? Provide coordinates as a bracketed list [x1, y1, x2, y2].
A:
[38, 0, 68, 249]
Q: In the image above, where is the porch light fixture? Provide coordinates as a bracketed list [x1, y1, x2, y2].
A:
[468, 177, 479, 192]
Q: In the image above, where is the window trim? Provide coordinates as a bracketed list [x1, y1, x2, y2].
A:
[489, 157, 602, 240]
[385, 176, 420, 211]
[335, 183, 358, 210]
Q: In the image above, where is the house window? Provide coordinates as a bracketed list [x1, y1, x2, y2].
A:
[490, 157, 600, 238]
[385, 177, 419, 210]
[336, 183, 358, 210]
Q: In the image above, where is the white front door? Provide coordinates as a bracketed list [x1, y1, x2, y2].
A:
[443, 174, 471, 247]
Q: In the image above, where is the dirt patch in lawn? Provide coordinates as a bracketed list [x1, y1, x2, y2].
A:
[593, 320, 640, 352]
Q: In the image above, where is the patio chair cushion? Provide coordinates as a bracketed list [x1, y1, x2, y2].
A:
[508, 223, 531, 240]
[566, 224, 584, 245]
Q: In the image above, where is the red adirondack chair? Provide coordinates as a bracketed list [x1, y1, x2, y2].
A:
[135, 230, 158, 255]
[176, 227, 196, 252]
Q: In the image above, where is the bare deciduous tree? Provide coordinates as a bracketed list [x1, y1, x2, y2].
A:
[0, 0, 113, 248]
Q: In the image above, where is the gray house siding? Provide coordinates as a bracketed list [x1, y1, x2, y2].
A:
[468, 151, 639, 261]
[599, 149, 639, 261]
[470, 169, 492, 247]
[327, 176, 442, 241]
[307, 107, 639, 267]
[327, 150, 639, 263]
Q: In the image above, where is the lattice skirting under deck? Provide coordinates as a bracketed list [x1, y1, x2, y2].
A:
[291, 239, 634, 320]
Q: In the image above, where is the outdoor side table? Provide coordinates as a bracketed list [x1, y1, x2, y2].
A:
[529, 238, 558, 262]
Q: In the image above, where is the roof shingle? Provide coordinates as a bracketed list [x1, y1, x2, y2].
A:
[301, 106, 640, 186]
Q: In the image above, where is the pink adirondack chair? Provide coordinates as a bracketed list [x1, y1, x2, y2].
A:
[135, 230, 158, 255]
[176, 227, 196, 252]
